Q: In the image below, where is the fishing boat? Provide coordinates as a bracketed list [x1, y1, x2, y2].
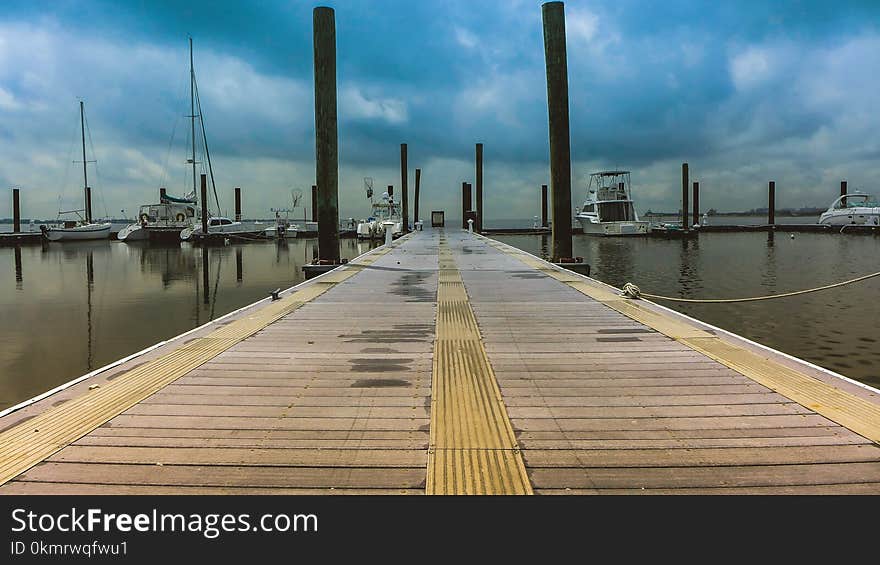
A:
[818, 191, 880, 227]
[356, 179, 402, 239]
[575, 170, 650, 236]
[41, 101, 112, 241]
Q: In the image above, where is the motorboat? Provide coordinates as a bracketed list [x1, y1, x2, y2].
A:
[357, 191, 402, 240]
[575, 170, 650, 236]
[818, 192, 880, 227]
[180, 216, 265, 241]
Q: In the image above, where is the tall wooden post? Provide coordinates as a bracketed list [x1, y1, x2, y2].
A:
[462, 182, 473, 229]
[840, 180, 847, 199]
[313, 6, 340, 263]
[311, 185, 317, 221]
[461, 182, 468, 229]
[387, 185, 393, 197]
[692, 181, 700, 227]
[768, 181, 776, 225]
[200, 174, 208, 235]
[542, 1, 573, 260]
[541, 184, 548, 228]
[85, 186, 92, 223]
[159, 187, 167, 201]
[414, 168, 421, 223]
[681, 163, 689, 230]
[475, 142, 483, 232]
[234, 187, 242, 221]
[12, 188, 21, 233]
[400, 143, 409, 233]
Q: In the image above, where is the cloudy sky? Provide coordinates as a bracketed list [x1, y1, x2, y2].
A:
[1, 0, 878, 222]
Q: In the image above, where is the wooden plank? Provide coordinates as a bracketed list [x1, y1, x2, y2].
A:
[521, 444, 880, 468]
[527, 462, 880, 489]
[50, 446, 427, 467]
[2, 482, 424, 495]
[13, 462, 427, 489]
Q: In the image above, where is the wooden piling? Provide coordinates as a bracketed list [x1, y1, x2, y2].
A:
[234, 187, 242, 221]
[311, 185, 318, 222]
[681, 163, 689, 231]
[692, 181, 700, 227]
[401, 143, 409, 233]
[541, 184, 548, 228]
[542, 1, 573, 260]
[12, 188, 20, 233]
[159, 187, 167, 202]
[476, 143, 483, 233]
[200, 174, 208, 235]
[85, 186, 92, 224]
[462, 182, 473, 229]
[414, 168, 421, 223]
[313, 6, 340, 263]
[387, 185, 393, 197]
[841, 180, 847, 199]
[768, 181, 776, 225]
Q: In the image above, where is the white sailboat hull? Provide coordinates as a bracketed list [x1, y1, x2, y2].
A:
[43, 223, 112, 241]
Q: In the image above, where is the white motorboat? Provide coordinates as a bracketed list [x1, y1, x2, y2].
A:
[818, 192, 880, 227]
[357, 191, 402, 240]
[42, 100, 112, 242]
[180, 216, 264, 241]
[575, 170, 650, 236]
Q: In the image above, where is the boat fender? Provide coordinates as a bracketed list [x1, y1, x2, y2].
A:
[176, 213, 186, 222]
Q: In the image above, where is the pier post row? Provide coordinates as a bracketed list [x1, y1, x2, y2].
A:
[542, 1, 573, 261]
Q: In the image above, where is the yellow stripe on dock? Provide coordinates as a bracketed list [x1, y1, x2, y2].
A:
[482, 236, 880, 445]
[426, 237, 532, 494]
[0, 245, 395, 486]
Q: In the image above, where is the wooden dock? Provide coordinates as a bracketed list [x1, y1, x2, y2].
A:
[2, 228, 880, 494]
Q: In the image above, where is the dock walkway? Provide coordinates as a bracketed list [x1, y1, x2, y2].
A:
[2, 229, 880, 494]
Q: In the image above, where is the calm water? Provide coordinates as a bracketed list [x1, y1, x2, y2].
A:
[493, 231, 880, 389]
[0, 237, 379, 410]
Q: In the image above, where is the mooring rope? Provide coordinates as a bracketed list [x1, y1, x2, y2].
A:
[621, 270, 880, 303]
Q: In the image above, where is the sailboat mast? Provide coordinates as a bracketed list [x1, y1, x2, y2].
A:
[190, 37, 197, 206]
[80, 100, 89, 222]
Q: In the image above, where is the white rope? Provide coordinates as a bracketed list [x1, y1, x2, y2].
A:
[621, 270, 880, 303]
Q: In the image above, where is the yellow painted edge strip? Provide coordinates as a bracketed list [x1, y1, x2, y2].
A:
[427, 236, 532, 495]
[481, 235, 880, 444]
[0, 245, 394, 486]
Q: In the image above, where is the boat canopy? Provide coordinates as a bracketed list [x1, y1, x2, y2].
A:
[161, 194, 197, 204]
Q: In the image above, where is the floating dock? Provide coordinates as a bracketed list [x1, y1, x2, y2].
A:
[1, 228, 879, 494]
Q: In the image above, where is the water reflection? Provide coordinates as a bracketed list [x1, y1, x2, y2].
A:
[0, 237, 382, 411]
[14, 246, 22, 289]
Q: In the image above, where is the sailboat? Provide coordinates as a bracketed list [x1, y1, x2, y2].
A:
[41, 101, 112, 241]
